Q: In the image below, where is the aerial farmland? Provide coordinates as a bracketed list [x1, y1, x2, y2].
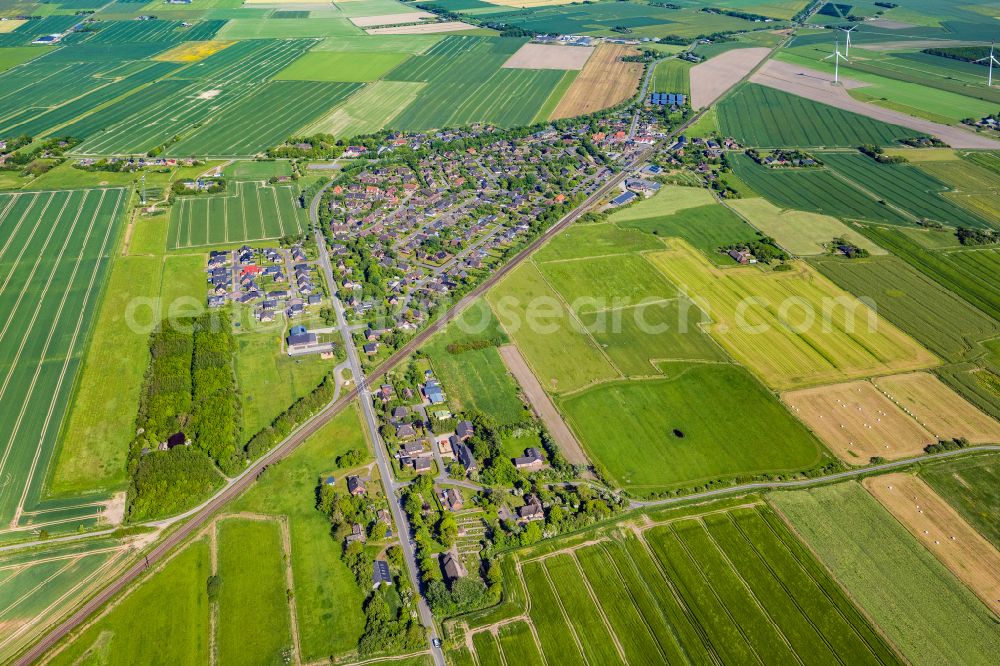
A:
[1, 0, 1000, 663]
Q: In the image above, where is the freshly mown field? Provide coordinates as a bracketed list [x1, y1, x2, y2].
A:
[873, 372, 1000, 444]
[551, 43, 643, 119]
[772, 482, 1000, 664]
[811, 255, 1000, 363]
[423, 300, 528, 425]
[718, 84, 921, 147]
[0, 188, 127, 530]
[785, 376, 939, 465]
[168, 181, 307, 249]
[275, 50, 410, 82]
[921, 453, 1000, 551]
[819, 152, 993, 229]
[616, 202, 760, 264]
[46, 540, 211, 666]
[167, 80, 362, 156]
[469, 502, 898, 666]
[858, 225, 1000, 322]
[487, 262, 618, 394]
[731, 154, 911, 224]
[559, 362, 826, 492]
[728, 197, 884, 256]
[648, 240, 938, 390]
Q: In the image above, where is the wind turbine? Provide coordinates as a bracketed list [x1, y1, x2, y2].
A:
[824, 38, 849, 85]
[840, 25, 857, 58]
[975, 42, 999, 87]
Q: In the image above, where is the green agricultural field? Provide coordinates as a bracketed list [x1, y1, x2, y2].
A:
[312, 34, 443, 54]
[537, 253, 678, 315]
[534, 69, 576, 123]
[0, 45, 51, 72]
[616, 202, 760, 264]
[559, 362, 826, 493]
[496, 621, 544, 666]
[46, 540, 211, 666]
[587, 298, 727, 376]
[810, 255, 1000, 363]
[0, 188, 128, 530]
[231, 405, 371, 660]
[168, 81, 363, 156]
[216, 518, 294, 664]
[234, 331, 333, 440]
[727, 197, 885, 256]
[217, 18, 363, 40]
[168, 181, 307, 249]
[533, 222, 662, 263]
[651, 58, 691, 95]
[50, 256, 163, 496]
[718, 84, 922, 147]
[449, 67, 567, 128]
[423, 300, 528, 425]
[472, 631, 504, 666]
[921, 453, 1000, 551]
[276, 51, 410, 82]
[819, 152, 993, 229]
[75, 39, 315, 155]
[305, 79, 427, 138]
[648, 240, 938, 390]
[772, 482, 1000, 664]
[731, 153, 911, 224]
[487, 262, 618, 394]
[472, 502, 898, 666]
[859, 225, 1000, 322]
[608, 184, 716, 222]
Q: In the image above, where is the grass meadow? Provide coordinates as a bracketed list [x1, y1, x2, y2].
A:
[275, 50, 410, 82]
[772, 482, 1000, 664]
[46, 540, 211, 666]
[607, 184, 716, 222]
[649, 240, 938, 390]
[727, 197, 885, 256]
[651, 58, 691, 95]
[558, 362, 826, 493]
[216, 519, 294, 664]
[305, 80, 427, 137]
[423, 300, 528, 425]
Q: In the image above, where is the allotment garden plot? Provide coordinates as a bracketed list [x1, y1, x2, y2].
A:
[0, 188, 127, 532]
[454, 503, 898, 666]
[168, 181, 306, 250]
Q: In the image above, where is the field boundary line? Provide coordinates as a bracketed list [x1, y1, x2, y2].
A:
[0, 192, 48, 292]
